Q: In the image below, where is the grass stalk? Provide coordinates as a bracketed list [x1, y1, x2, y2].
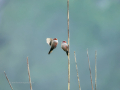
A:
[4, 71, 13, 90]
[74, 51, 81, 90]
[67, 0, 70, 90]
[87, 49, 94, 90]
[27, 57, 32, 90]
[95, 51, 97, 90]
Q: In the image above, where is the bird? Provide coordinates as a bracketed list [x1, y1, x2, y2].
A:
[61, 41, 68, 56]
[46, 38, 58, 54]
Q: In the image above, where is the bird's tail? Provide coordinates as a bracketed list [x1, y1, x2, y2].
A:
[66, 51, 68, 56]
[48, 47, 54, 54]
[48, 51, 51, 54]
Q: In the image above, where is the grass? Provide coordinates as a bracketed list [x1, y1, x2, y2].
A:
[4, 71, 13, 90]
[74, 51, 81, 90]
[4, 0, 97, 90]
[67, 0, 70, 90]
[27, 57, 33, 90]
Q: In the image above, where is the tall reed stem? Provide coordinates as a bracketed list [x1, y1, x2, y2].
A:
[67, 0, 70, 90]
[27, 57, 32, 90]
[87, 49, 94, 90]
[95, 51, 97, 90]
[74, 51, 81, 90]
[4, 71, 13, 90]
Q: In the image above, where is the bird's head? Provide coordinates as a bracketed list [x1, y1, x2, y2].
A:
[62, 41, 67, 43]
[53, 38, 58, 40]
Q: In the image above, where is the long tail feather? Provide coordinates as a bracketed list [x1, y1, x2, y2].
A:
[48, 47, 54, 54]
[66, 51, 68, 56]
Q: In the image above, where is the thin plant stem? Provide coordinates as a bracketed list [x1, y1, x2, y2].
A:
[27, 57, 32, 90]
[67, 0, 70, 90]
[74, 51, 81, 90]
[95, 51, 97, 90]
[4, 71, 13, 90]
[87, 49, 94, 90]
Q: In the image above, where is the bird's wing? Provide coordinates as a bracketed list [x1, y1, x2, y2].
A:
[46, 38, 53, 46]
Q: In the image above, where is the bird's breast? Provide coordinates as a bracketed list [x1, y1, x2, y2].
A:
[53, 42, 58, 47]
[61, 44, 68, 51]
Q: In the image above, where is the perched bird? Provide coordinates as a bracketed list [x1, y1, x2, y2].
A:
[46, 38, 58, 54]
[61, 41, 68, 56]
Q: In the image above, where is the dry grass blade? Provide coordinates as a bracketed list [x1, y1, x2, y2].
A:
[4, 71, 13, 90]
[27, 57, 32, 90]
[95, 51, 97, 90]
[74, 51, 81, 90]
[67, 0, 70, 90]
[87, 49, 94, 90]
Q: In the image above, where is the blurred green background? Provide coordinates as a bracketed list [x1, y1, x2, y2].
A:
[0, 0, 120, 90]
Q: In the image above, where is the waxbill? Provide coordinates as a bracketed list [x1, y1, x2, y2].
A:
[46, 38, 58, 54]
[61, 41, 68, 56]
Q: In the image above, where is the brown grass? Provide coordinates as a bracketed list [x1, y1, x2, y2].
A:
[4, 71, 13, 90]
[67, 0, 70, 90]
[87, 49, 94, 90]
[27, 57, 33, 90]
[74, 51, 81, 90]
[95, 51, 97, 90]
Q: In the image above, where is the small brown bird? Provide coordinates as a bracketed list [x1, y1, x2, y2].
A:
[61, 41, 68, 56]
[46, 38, 58, 54]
